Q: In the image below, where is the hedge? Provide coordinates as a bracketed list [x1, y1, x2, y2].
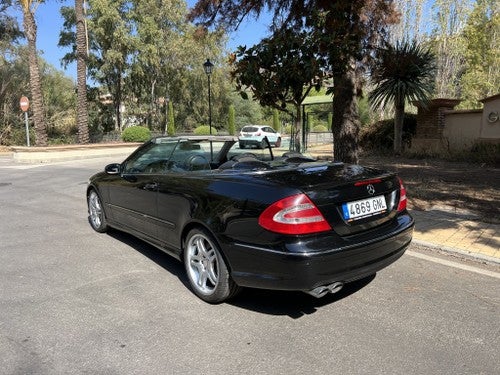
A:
[122, 126, 151, 142]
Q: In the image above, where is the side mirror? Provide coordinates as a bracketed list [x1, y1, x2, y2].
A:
[105, 163, 121, 175]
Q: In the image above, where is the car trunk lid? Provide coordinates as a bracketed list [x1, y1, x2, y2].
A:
[259, 162, 403, 236]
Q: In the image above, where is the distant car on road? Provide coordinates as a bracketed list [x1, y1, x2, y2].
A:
[87, 136, 414, 303]
[239, 125, 281, 148]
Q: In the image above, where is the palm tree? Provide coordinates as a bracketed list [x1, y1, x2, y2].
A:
[75, 0, 89, 143]
[369, 40, 436, 154]
[19, 0, 47, 146]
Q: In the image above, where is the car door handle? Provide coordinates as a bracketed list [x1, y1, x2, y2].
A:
[143, 182, 158, 191]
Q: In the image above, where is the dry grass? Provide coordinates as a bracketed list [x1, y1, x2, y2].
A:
[360, 156, 500, 223]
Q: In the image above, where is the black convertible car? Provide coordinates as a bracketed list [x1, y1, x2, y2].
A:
[87, 136, 414, 303]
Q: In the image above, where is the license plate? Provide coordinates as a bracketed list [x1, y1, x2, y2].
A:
[342, 195, 387, 221]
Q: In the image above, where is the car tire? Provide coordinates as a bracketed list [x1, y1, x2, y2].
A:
[184, 228, 240, 303]
[87, 189, 108, 233]
[259, 140, 267, 149]
[275, 137, 282, 147]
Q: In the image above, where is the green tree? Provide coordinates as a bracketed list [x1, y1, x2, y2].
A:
[0, 56, 30, 145]
[459, 0, 499, 108]
[231, 27, 324, 151]
[272, 108, 279, 132]
[228, 104, 235, 135]
[126, 0, 188, 129]
[430, 0, 471, 98]
[87, 0, 135, 131]
[0, 5, 24, 138]
[190, 0, 399, 163]
[167, 100, 175, 136]
[19, 0, 48, 146]
[1, 2, 22, 45]
[60, 0, 230, 133]
[0, 50, 77, 145]
[42, 63, 77, 142]
[369, 40, 436, 154]
[229, 90, 264, 128]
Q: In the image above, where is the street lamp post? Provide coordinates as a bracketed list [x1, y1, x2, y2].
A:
[203, 59, 214, 135]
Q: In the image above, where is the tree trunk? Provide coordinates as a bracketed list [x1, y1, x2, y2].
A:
[294, 104, 302, 152]
[331, 68, 360, 164]
[115, 78, 122, 131]
[76, 0, 89, 144]
[115, 102, 122, 131]
[22, 6, 47, 146]
[393, 103, 405, 154]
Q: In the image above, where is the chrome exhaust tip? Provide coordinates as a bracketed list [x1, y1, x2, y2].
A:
[306, 282, 344, 298]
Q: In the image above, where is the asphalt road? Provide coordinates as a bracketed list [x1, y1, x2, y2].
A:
[0, 156, 499, 375]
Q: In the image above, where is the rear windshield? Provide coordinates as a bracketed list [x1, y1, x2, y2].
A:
[241, 126, 259, 132]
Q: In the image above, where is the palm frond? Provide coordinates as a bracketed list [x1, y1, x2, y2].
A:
[369, 40, 436, 110]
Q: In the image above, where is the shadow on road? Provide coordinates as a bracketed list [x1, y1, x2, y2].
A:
[229, 275, 375, 319]
[107, 229, 189, 287]
[107, 229, 375, 318]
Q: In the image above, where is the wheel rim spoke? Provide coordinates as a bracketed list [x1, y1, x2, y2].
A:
[207, 263, 218, 285]
[190, 257, 203, 274]
[198, 270, 208, 288]
[206, 249, 218, 285]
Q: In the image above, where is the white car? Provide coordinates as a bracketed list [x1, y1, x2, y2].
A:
[238, 125, 282, 149]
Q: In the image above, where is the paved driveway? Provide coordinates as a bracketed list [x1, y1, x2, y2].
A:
[0, 158, 498, 374]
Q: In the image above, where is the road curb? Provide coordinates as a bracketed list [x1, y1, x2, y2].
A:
[10, 143, 141, 163]
[413, 239, 500, 266]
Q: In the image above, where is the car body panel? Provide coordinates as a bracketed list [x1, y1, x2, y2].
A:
[224, 215, 413, 290]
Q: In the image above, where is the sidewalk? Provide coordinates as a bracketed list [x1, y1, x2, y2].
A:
[410, 208, 499, 264]
[8, 143, 141, 163]
[2, 143, 499, 265]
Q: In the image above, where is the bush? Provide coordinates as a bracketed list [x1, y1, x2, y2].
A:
[312, 124, 328, 132]
[468, 142, 500, 166]
[0, 124, 34, 146]
[122, 126, 151, 142]
[193, 125, 218, 135]
[360, 114, 417, 151]
[282, 125, 292, 135]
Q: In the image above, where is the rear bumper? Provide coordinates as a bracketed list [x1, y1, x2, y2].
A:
[238, 138, 262, 146]
[224, 214, 414, 291]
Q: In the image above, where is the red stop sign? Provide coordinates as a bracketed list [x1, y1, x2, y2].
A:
[20, 96, 30, 112]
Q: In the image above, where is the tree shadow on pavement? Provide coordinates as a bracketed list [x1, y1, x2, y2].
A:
[411, 208, 500, 250]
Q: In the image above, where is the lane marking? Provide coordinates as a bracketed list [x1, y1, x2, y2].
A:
[407, 250, 500, 279]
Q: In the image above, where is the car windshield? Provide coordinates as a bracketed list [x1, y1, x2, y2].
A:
[122, 136, 319, 175]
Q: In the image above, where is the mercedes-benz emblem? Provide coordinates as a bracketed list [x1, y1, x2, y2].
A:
[367, 184, 375, 195]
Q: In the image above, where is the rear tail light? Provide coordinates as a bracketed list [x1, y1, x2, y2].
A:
[259, 193, 331, 235]
[256, 132, 261, 136]
[397, 177, 407, 211]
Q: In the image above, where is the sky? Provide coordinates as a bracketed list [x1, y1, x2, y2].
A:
[8, 0, 272, 81]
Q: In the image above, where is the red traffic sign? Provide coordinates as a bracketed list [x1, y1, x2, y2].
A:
[20, 96, 30, 112]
